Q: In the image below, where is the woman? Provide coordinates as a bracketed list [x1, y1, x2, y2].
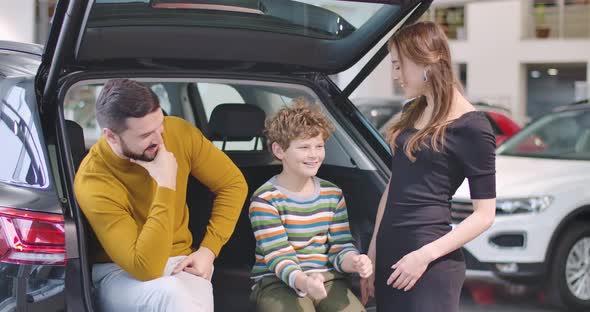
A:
[360, 22, 497, 312]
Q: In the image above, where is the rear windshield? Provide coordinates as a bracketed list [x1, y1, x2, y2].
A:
[91, 0, 387, 40]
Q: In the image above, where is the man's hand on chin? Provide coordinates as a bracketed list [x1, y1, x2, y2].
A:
[172, 246, 215, 280]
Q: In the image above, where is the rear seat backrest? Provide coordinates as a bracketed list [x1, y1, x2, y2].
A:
[208, 103, 272, 167]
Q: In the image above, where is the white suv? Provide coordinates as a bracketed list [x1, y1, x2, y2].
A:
[452, 103, 590, 311]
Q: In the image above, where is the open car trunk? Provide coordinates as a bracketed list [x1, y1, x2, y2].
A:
[38, 1, 432, 311]
[61, 75, 388, 310]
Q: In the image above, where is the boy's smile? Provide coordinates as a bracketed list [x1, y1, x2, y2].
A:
[275, 134, 325, 180]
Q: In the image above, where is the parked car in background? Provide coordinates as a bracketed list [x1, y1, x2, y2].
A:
[472, 102, 521, 145]
[354, 97, 521, 145]
[354, 96, 406, 130]
[0, 0, 432, 311]
[452, 102, 590, 311]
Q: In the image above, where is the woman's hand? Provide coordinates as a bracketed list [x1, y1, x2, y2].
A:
[360, 274, 375, 305]
[386, 248, 433, 291]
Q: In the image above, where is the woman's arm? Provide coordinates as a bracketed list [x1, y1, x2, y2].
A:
[368, 180, 391, 258]
[360, 179, 390, 304]
[421, 198, 495, 262]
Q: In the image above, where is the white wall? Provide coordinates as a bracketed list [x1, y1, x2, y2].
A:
[452, 1, 524, 119]
[342, 8, 415, 101]
[0, 0, 36, 43]
[345, 49, 396, 101]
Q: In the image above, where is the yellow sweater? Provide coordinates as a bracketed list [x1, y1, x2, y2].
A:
[74, 116, 247, 281]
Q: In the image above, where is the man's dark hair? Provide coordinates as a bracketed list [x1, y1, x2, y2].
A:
[96, 79, 160, 133]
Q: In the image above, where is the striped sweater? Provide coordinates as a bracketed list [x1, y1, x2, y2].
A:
[248, 176, 359, 291]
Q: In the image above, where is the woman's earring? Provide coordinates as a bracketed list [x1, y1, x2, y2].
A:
[423, 69, 428, 82]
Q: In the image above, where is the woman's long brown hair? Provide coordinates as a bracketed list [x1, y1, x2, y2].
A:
[386, 22, 463, 162]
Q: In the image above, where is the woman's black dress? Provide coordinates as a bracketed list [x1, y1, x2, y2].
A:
[375, 111, 496, 312]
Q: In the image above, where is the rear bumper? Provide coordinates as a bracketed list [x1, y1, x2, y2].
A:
[0, 263, 65, 311]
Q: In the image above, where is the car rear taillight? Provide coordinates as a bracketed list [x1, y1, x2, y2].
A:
[0, 207, 66, 265]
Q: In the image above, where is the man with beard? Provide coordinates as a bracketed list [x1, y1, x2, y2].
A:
[74, 79, 247, 312]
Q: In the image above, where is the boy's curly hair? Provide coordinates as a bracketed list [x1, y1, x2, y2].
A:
[264, 97, 334, 151]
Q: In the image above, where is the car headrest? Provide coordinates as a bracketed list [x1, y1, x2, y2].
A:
[208, 104, 266, 142]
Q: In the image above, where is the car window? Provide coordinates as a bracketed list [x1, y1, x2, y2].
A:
[150, 83, 172, 114]
[197, 83, 245, 121]
[195, 83, 313, 152]
[191, 80, 360, 168]
[498, 109, 590, 160]
[64, 82, 192, 148]
[63, 78, 362, 169]
[0, 85, 47, 187]
[196, 82, 256, 151]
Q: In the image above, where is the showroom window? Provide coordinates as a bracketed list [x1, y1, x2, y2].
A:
[420, 5, 467, 40]
[526, 0, 590, 39]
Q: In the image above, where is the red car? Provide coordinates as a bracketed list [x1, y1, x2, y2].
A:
[481, 110, 521, 145]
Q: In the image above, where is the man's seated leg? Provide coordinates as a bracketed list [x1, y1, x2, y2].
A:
[92, 256, 213, 312]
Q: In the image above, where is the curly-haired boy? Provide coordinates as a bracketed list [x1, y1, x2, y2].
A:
[248, 98, 372, 311]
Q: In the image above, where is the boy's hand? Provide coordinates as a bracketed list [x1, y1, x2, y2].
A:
[353, 254, 373, 278]
[294, 272, 327, 300]
[305, 273, 328, 300]
[341, 253, 373, 278]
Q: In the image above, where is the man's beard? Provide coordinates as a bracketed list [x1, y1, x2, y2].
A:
[121, 140, 157, 162]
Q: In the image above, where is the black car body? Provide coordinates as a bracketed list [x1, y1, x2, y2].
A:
[0, 42, 66, 311]
[0, 1, 433, 311]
